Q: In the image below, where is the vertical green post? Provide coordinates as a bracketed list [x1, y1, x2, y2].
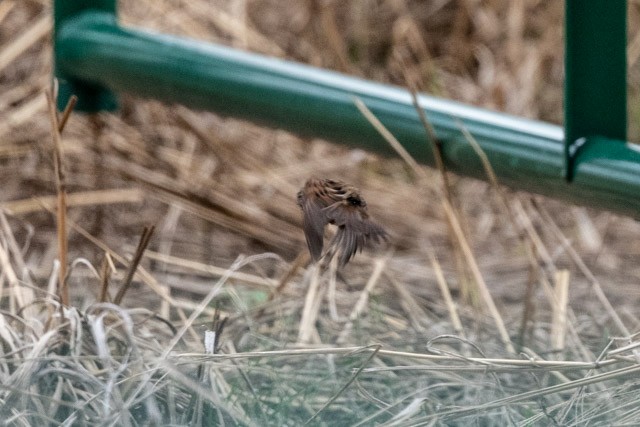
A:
[54, 0, 118, 111]
[564, 0, 627, 181]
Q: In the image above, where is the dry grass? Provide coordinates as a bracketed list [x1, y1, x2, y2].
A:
[2, 0, 640, 425]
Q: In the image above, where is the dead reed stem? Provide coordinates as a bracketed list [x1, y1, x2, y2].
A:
[354, 96, 515, 353]
[429, 251, 465, 338]
[327, 255, 340, 321]
[272, 250, 309, 296]
[513, 200, 594, 361]
[46, 90, 70, 306]
[0, 1, 15, 24]
[386, 270, 431, 332]
[0, 14, 50, 73]
[337, 256, 387, 344]
[407, 88, 450, 198]
[114, 225, 156, 305]
[0, 211, 36, 317]
[551, 269, 570, 353]
[535, 201, 630, 336]
[298, 264, 323, 344]
[409, 88, 475, 305]
[1, 188, 143, 215]
[143, 249, 277, 289]
[457, 120, 545, 346]
[99, 253, 112, 302]
[441, 199, 515, 353]
[37, 201, 192, 315]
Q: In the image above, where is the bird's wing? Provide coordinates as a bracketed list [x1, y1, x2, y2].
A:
[323, 203, 387, 266]
[299, 194, 328, 261]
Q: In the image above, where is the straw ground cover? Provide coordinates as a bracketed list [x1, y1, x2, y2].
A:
[2, 0, 640, 425]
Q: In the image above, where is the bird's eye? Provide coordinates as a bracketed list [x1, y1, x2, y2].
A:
[347, 196, 361, 206]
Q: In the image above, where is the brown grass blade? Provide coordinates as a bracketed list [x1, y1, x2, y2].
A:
[0, 14, 50, 73]
[2, 189, 143, 215]
[98, 252, 113, 303]
[45, 90, 69, 306]
[114, 226, 156, 305]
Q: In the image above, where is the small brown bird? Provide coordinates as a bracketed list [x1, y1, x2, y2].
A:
[296, 178, 387, 266]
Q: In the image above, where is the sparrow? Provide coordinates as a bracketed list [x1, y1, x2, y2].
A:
[296, 178, 387, 266]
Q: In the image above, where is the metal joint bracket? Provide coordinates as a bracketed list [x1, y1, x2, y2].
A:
[54, 0, 118, 111]
[563, 137, 588, 181]
[564, 0, 627, 182]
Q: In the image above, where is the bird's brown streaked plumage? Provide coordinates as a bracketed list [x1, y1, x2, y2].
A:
[296, 178, 387, 266]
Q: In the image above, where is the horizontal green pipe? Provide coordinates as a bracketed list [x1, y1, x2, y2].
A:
[55, 11, 640, 218]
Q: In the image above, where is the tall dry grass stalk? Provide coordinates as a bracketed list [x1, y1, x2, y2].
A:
[354, 96, 514, 353]
[45, 89, 75, 307]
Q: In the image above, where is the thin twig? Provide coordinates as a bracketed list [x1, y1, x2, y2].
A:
[57, 95, 77, 132]
[273, 250, 309, 296]
[114, 226, 156, 305]
[98, 253, 112, 303]
[2, 188, 143, 215]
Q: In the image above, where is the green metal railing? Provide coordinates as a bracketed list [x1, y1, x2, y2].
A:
[54, 1, 640, 218]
